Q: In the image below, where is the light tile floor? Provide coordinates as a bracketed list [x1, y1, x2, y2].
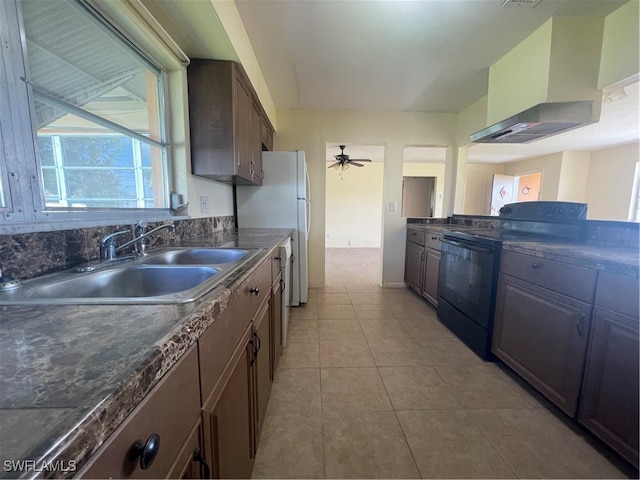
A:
[252, 248, 634, 479]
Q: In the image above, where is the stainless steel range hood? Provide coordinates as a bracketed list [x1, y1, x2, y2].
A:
[470, 101, 595, 144]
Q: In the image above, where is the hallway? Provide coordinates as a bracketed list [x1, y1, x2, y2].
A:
[251, 248, 629, 479]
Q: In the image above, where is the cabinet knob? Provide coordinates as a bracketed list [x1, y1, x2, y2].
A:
[130, 433, 160, 470]
[250, 287, 260, 296]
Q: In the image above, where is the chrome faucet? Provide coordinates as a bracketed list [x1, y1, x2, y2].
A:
[99, 230, 132, 261]
[128, 221, 176, 256]
[99, 221, 175, 260]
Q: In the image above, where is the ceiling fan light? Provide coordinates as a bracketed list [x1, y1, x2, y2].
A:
[343, 163, 349, 170]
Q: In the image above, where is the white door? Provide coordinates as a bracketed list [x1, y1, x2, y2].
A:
[490, 174, 516, 215]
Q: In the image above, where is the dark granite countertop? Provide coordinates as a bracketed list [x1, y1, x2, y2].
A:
[406, 222, 639, 277]
[406, 224, 484, 234]
[502, 241, 640, 278]
[0, 228, 292, 479]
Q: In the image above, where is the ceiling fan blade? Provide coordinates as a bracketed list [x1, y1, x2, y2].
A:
[350, 162, 365, 167]
[349, 158, 372, 162]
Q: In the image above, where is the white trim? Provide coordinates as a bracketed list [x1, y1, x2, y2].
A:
[628, 162, 640, 222]
[0, 214, 189, 235]
[89, 0, 189, 69]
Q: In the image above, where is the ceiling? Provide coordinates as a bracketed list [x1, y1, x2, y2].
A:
[235, 0, 637, 164]
[236, 0, 625, 113]
[142, 1, 638, 164]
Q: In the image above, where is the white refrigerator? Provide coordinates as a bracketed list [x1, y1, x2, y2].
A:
[236, 150, 309, 305]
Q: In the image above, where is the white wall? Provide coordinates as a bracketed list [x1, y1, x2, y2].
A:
[557, 151, 590, 202]
[463, 142, 639, 221]
[463, 164, 505, 215]
[274, 109, 457, 288]
[585, 142, 639, 220]
[325, 162, 383, 248]
[503, 153, 564, 200]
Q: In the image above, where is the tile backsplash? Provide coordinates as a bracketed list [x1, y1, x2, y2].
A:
[0, 216, 234, 282]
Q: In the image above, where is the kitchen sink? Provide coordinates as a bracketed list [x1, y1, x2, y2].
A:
[22, 266, 221, 299]
[140, 248, 250, 265]
[0, 247, 263, 305]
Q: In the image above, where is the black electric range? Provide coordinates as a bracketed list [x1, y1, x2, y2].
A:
[437, 201, 587, 360]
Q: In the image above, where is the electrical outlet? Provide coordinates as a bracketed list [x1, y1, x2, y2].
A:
[200, 196, 209, 213]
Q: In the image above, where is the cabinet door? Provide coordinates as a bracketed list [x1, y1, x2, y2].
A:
[271, 273, 283, 377]
[167, 420, 209, 479]
[421, 249, 440, 306]
[579, 307, 639, 468]
[493, 274, 591, 416]
[404, 241, 424, 294]
[253, 297, 272, 445]
[261, 115, 273, 151]
[234, 74, 253, 182]
[80, 347, 201, 479]
[251, 102, 263, 185]
[203, 326, 254, 479]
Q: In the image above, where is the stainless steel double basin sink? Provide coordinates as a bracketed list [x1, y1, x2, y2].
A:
[0, 247, 263, 305]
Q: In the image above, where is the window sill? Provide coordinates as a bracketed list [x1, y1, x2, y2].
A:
[0, 213, 190, 235]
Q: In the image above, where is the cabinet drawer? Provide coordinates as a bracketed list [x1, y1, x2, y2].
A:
[407, 229, 425, 246]
[243, 256, 272, 317]
[199, 257, 271, 400]
[425, 232, 441, 251]
[500, 250, 597, 302]
[80, 346, 200, 479]
[595, 270, 640, 319]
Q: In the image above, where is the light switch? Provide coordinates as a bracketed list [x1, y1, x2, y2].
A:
[388, 201, 397, 212]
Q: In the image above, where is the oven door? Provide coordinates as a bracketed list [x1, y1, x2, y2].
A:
[438, 238, 497, 328]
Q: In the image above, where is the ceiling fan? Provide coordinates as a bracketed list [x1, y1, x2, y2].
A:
[328, 145, 372, 170]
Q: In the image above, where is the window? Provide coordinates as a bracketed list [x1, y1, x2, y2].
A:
[0, 0, 171, 228]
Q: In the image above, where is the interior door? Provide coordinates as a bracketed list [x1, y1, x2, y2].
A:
[490, 174, 515, 216]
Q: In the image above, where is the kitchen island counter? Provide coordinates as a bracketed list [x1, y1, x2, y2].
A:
[0, 227, 292, 479]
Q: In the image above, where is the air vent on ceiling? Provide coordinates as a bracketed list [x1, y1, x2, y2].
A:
[500, 0, 541, 7]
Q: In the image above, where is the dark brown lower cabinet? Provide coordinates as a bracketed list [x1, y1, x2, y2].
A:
[253, 297, 272, 444]
[493, 274, 591, 416]
[79, 346, 202, 479]
[579, 307, 639, 468]
[404, 239, 424, 294]
[271, 272, 283, 378]
[167, 420, 208, 479]
[405, 228, 440, 307]
[202, 325, 254, 479]
[421, 248, 440, 306]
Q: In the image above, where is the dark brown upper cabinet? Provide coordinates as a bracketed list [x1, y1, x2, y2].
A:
[187, 59, 274, 185]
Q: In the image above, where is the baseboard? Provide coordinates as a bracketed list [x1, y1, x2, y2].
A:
[381, 282, 408, 289]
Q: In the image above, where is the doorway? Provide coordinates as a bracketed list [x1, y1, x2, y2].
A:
[490, 172, 542, 215]
[325, 144, 384, 288]
[402, 146, 446, 218]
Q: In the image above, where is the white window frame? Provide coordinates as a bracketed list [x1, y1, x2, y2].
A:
[0, 0, 188, 233]
[628, 162, 640, 222]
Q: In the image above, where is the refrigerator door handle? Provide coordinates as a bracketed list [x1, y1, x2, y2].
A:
[306, 169, 311, 202]
[306, 200, 311, 237]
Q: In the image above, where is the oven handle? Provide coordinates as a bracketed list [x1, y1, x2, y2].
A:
[441, 238, 494, 254]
